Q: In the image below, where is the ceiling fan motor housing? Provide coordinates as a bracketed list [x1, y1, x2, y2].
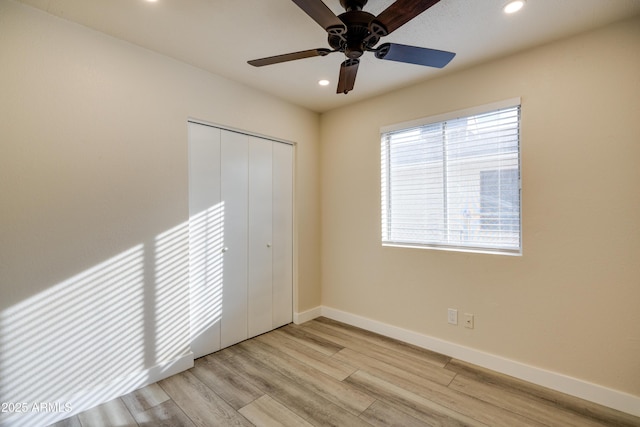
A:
[329, 9, 381, 58]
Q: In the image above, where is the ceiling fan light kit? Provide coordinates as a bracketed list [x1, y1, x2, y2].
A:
[248, 0, 456, 95]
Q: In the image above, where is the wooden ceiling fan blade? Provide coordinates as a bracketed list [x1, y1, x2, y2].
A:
[248, 48, 332, 67]
[375, 0, 441, 35]
[291, 0, 346, 34]
[337, 59, 359, 94]
[375, 43, 455, 68]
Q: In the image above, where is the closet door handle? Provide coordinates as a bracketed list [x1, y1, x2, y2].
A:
[222, 247, 229, 253]
[266, 243, 272, 248]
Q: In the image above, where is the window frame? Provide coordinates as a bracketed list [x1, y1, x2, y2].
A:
[380, 98, 522, 256]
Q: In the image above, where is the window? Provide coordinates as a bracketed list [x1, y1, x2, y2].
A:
[381, 99, 521, 255]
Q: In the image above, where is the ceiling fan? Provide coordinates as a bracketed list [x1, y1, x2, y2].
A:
[248, 0, 456, 94]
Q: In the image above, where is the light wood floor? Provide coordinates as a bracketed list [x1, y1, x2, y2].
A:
[52, 317, 640, 427]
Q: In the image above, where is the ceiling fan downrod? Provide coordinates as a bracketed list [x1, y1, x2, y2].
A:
[340, 0, 368, 11]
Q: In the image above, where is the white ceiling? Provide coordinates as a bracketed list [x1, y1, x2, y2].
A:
[16, 0, 640, 112]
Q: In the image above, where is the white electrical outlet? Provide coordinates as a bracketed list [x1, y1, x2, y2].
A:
[447, 308, 458, 325]
[464, 313, 474, 329]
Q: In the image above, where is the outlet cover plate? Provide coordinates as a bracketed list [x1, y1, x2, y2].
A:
[448, 308, 458, 325]
[464, 313, 474, 329]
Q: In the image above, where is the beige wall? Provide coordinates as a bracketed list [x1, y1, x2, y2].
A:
[0, 0, 320, 420]
[320, 16, 640, 397]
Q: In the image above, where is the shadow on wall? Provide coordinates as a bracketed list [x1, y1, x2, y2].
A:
[0, 203, 224, 426]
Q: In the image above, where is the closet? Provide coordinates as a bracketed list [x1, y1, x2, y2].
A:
[188, 121, 293, 358]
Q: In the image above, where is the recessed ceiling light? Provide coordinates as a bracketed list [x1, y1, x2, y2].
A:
[318, 79, 330, 86]
[503, 0, 525, 14]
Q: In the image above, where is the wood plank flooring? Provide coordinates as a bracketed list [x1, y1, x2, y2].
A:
[51, 317, 640, 427]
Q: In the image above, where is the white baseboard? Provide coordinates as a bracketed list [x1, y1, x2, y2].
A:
[294, 306, 322, 324]
[1, 353, 194, 427]
[303, 306, 640, 418]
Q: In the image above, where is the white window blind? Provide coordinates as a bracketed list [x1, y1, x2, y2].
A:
[381, 101, 521, 255]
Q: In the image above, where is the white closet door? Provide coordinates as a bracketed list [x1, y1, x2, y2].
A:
[247, 137, 273, 338]
[272, 142, 294, 328]
[189, 122, 293, 357]
[220, 130, 249, 348]
[188, 123, 222, 358]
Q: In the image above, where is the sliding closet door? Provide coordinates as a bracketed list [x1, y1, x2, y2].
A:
[272, 142, 294, 328]
[247, 137, 274, 338]
[220, 130, 249, 348]
[188, 123, 222, 358]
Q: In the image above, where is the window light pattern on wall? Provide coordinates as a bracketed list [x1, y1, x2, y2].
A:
[381, 100, 521, 255]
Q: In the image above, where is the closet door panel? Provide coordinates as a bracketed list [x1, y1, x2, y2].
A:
[188, 123, 222, 358]
[272, 143, 294, 328]
[247, 137, 273, 338]
[220, 130, 249, 348]
[189, 123, 293, 357]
